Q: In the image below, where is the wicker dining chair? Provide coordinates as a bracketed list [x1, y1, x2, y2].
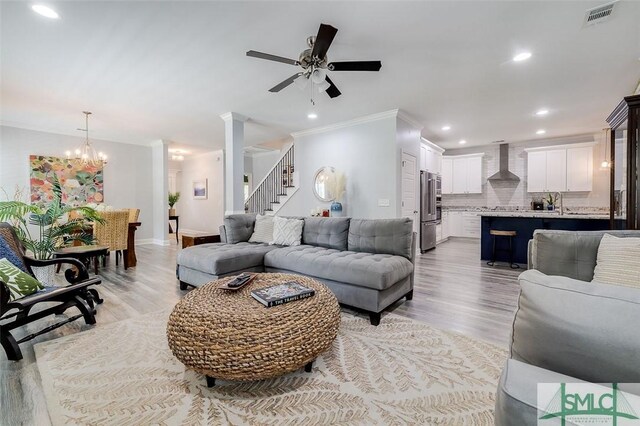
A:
[93, 210, 129, 268]
[127, 208, 140, 223]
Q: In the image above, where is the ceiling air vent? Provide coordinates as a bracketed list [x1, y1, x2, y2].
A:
[584, 1, 617, 26]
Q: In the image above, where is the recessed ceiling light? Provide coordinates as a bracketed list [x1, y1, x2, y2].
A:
[307, 113, 317, 119]
[513, 52, 532, 62]
[442, 125, 451, 131]
[459, 140, 467, 145]
[31, 4, 59, 19]
[536, 129, 546, 135]
[536, 109, 549, 116]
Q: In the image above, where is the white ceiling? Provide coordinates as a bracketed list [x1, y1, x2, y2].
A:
[1, 1, 639, 150]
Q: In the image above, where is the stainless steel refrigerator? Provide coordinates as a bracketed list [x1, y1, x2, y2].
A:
[420, 171, 440, 252]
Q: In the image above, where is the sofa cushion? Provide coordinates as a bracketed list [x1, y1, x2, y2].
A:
[592, 233, 640, 288]
[264, 245, 413, 290]
[512, 269, 640, 383]
[177, 242, 278, 276]
[272, 216, 304, 246]
[348, 218, 413, 259]
[531, 229, 640, 281]
[248, 214, 274, 244]
[302, 217, 350, 250]
[224, 214, 256, 244]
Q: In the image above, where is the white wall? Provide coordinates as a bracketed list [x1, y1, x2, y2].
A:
[177, 150, 224, 234]
[0, 125, 155, 241]
[250, 150, 282, 187]
[278, 114, 398, 219]
[442, 133, 610, 209]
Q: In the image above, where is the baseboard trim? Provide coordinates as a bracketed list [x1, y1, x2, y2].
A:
[135, 239, 155, 245]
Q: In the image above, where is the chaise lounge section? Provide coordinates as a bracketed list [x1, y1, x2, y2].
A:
[176, 214, 416, 325]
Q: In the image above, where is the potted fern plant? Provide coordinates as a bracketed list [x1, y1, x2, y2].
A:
[0, 175, 103, 281]
[168, 192, 180, 216]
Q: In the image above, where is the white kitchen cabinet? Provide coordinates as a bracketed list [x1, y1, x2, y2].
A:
[526, 143, 595, 193]
[462, 212, 481, 238]
[566, 146, 593, 192]
[420, 140, 444, 174]
[445, 211, 480, 238]
[466, 156, 483, 193]
[546, 150, 567, 192]
[420, 144, 427, 171]
[441, 158, 453, 194]
[442, 211, 450, 240]
[443, 154, 484, 194]
[526, 151, 547, 192]
[452, 158, 468, 194]
[447, 211, 463, 237]
[436, 224, 443, 242]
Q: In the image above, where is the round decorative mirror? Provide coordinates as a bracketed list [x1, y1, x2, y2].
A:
[313, 166, 336, 202]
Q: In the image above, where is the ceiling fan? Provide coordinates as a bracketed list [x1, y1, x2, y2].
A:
[247, 23, 382, 99]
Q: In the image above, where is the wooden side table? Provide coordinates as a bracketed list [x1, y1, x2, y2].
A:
[54, 245, 109, 275]
[181, 232, 221, 249]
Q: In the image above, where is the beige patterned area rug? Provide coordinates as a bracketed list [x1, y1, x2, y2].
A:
[35, 311, 507, 425]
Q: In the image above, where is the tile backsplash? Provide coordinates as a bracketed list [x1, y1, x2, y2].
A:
[441, 133, 610, 210]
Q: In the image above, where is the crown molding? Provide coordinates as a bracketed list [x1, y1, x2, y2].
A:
[290, 109, 401, 138]
[421, 137, 445, 153]
[220, 112, 248, 122]
[524, 141, 598, 153]
[397, 110, 424, 131]
[443, 152, 485, 159]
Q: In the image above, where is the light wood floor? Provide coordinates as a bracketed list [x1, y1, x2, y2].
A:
[0, 237, 521, 425]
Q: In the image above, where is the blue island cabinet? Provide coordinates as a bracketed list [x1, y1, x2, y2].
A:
[480, 216, 613, 265]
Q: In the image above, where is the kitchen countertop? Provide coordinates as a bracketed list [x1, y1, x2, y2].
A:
[477, 211, 611, 220]
[442, 206, 615, 220]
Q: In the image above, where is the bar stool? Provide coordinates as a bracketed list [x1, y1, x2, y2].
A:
[487, 229, 520, 269]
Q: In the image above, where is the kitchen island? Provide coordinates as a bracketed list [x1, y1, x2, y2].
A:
[479, 212, 618, 265]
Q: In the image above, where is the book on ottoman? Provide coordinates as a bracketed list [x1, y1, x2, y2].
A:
[251, 282, 315, 307]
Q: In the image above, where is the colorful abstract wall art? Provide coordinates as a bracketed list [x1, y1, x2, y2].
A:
[29, 155, 104, 207]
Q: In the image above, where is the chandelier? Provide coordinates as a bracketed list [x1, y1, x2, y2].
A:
[65, 111, 107, 166]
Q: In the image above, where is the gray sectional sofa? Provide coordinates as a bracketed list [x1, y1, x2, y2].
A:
[177, 214, 416, 325]
[495, 230, 640, 425]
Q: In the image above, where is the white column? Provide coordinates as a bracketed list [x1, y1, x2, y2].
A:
[151, 140, 169, 245]
[220, 112, 247, 215]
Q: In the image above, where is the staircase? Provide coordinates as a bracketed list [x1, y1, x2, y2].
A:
[245, 144, 298, 215]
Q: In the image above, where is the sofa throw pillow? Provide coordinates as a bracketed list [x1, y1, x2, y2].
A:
[0, 258, 44, 301]
[0, 235, 27, 272]
[272, 216, 304, 246]
[248, 214, 275, 244]
[592, 233, 640, 288]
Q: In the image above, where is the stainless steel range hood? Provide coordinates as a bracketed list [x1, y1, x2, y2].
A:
[488, 143, 520, 182]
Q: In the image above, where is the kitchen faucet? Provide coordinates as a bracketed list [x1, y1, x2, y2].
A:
[554, 192, 564, 215]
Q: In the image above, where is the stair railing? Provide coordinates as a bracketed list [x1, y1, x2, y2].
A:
[245, 144, 295, 214]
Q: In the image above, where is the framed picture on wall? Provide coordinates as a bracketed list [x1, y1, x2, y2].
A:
[193, 179, 208, 200]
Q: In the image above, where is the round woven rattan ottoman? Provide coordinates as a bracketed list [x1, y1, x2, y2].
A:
[167, 273, 341, 387]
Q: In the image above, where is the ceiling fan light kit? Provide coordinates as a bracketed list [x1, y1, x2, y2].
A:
[247, 23, 382, 102]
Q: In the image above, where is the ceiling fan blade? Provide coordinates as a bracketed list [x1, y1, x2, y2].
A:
[324, 76, 341, 98]
[247, 50, 299, 66]
[328, 61, 382, 71]
[268, 73, 303, 92]
[311, 23, 338, 59]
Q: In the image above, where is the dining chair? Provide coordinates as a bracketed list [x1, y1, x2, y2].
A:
[94, 210, 129, 268]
